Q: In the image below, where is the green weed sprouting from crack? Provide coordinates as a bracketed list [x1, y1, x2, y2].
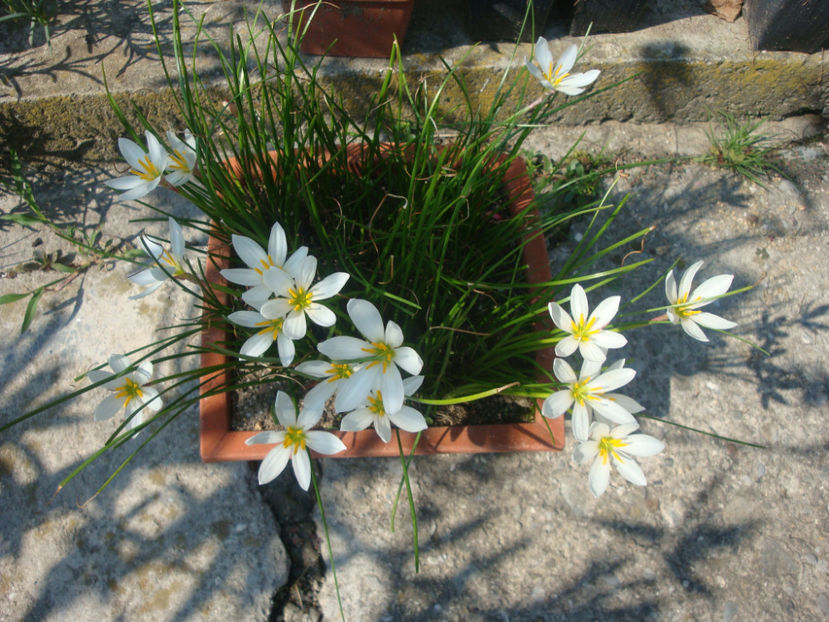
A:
[698, 113, 783, 186]
[0, 0, 57, 47]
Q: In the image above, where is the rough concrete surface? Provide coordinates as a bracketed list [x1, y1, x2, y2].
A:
[315, 137, 829, 620]
[0, 186, 289, 621]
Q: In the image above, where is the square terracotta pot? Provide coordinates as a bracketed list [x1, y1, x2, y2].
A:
[282, 0, 415, 57]
[199, 149, 563, 461]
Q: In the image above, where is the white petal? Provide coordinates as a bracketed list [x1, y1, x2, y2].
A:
[258, 447, 290, 485]
[690, 274, 734, 306]
[380, 365, 405, 415]
[295, 360, 332, 378]
[554, 337, 580, 358]
[263, 268, 293, 295]
[389, 406, 427, 433]
[305, 303, 337, 328]
[680, 318, 710, 342]
[302, 381, 337, 413]
[128, 268, 162, 287]
[534, 37, 553, 73]
[260, 298, 292, 320]
[553, 358, 578, 384]
[348, 299, 384, 342]
[665, 269, 678, 303]
[589, 421, 611, 439]
[605, 393, 645, 415]
[240, 333, 272, 358]
[246, 431, 283, 445]
[276, 333, 296, 367]
[318, 336, 371, 360]
[588, 295, 620, 329]
[109, 355, 131, 374]
[220, 268, 262, 287]
[590, 398, 636, 425]
[297, 405, 323, 430]
[541, 390, 572, 419]
[87, 369, 113, 385]
[232, 235, 268, 270]
[268, 222, 288, 265]
[610, 422, 640, 439]
[573, 440, 598, 465]
[561, 69, 599, 88]
[547, 302, 573, 332]
[384, 320, 404, 348]
[311, 272, 350, 300]
[306, 430, 347, 455]
[283, 310, 307, 340]
[623, 434, 665, 457]
[525, 58, 547, 85]
[335, 367, 379, 412]
[138, 386, 162, 412]
[678, 260, 704, 298]
[228, 310, 265, 328]
[556, 44, 578, 75]
[579, 340, 609, 363]
[588, 455, 610, 497]
[402, 375, 424, 395]
[94, 395, 123, 421]
[139, 235, 164, 260]
[613, 454, 647, 486]
[572, 402, 590, 442]
[340, 409, 375, 432]
[274, 391, 298, 427]
[293, 255, 317, 289]
[569, 284, 589, 324]
[591, 368, 635, 393]
[693, 312, 737, 330]
[394, 346, 423, 375]
[117, 137, 146, 169]
[242, 286, 273, 310]
[591, 330, 627, 350]
[105, 175, 143, 191]
[115, 179, 159, 202]
[284, 246, 309, 274]
[375, 414, 392, 443]
[580, 357, 604, 379]
[168, 218, 184, 259]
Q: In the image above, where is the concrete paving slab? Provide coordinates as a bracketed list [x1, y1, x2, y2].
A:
[0, 178, 288, 621]
[315, 140, 829, 620]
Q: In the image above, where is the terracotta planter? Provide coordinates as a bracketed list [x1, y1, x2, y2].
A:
[282, 0, 415, 58]
[199, 147, 563, 462]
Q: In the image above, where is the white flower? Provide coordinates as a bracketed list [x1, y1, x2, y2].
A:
[105, 130, 168, 201]
[525, 38, 600, 96]
[574, 421, 664, 498]
[340, 375, 427, 443]
[259, 255, 349, 340]
[164, 130, 197, 187]
[542, 357, 638, 442]
[665, 260, 737, 342]
[317, 299, 423, 415]
[220, 222, 308, 309]
[227, 308, 297, 366]
[245, 391, 346, 490]
[128, 217, 186, 299]
[548, 284, 627, 362]
[295, 359, 362, 412]
[87, 354, 162, 430]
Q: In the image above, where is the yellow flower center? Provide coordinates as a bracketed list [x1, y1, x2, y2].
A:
[367, 391, 386, 417]
[288, 286, 313, 312]
[545, 61, 569, 86]
[598, 435, 628, 465]
[326, 363, 353, 383]
[255, 317, 284, 340]
[169, 149, 191, 173]
[161, 249, 184, 276]
[282, 426, 307, 455]
[673, 292, 702, 319]
[130, 155, 161, 182]
[570, 376, 598, 406]
[362, 341, 395, 372]
[570, 314, 599, 343]
[115, 377, 144, 407]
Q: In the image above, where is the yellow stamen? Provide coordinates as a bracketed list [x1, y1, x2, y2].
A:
[169, 149, 190, 172]
[673, 293, 702, 319]
[288, 286, 313, 312]
[255, 318, 284, 340]
[367, 391, 385, 417]
[325, 363, 353, 383]
[282, 426, 307, 455]
[361, 341, 395, 373]
[570, 314, 599, 343]
[130, 155, 161, 181]
[114, 377, 144, 407]
[598, 435, 629, 465]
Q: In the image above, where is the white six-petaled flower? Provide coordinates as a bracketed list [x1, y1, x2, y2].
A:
[542, 357, 638, 442]
[105, 130, 169, 201]
[128, 217, 186, 299]
[245, 391, 346, 490]
[573, 421, 664, 498]
[227, 307, 297, 366]
[340, 375, 427, 443]
[525, 37, 600, 96]
[317, 299, 423, 415]
[259, 255, 350, 340]
[164, 130, 197, 187]
[665, 260, 737, 342]
[220, 222, 309, 309]
[87, 354, 163, 430]
[548, 284, 627, 362]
